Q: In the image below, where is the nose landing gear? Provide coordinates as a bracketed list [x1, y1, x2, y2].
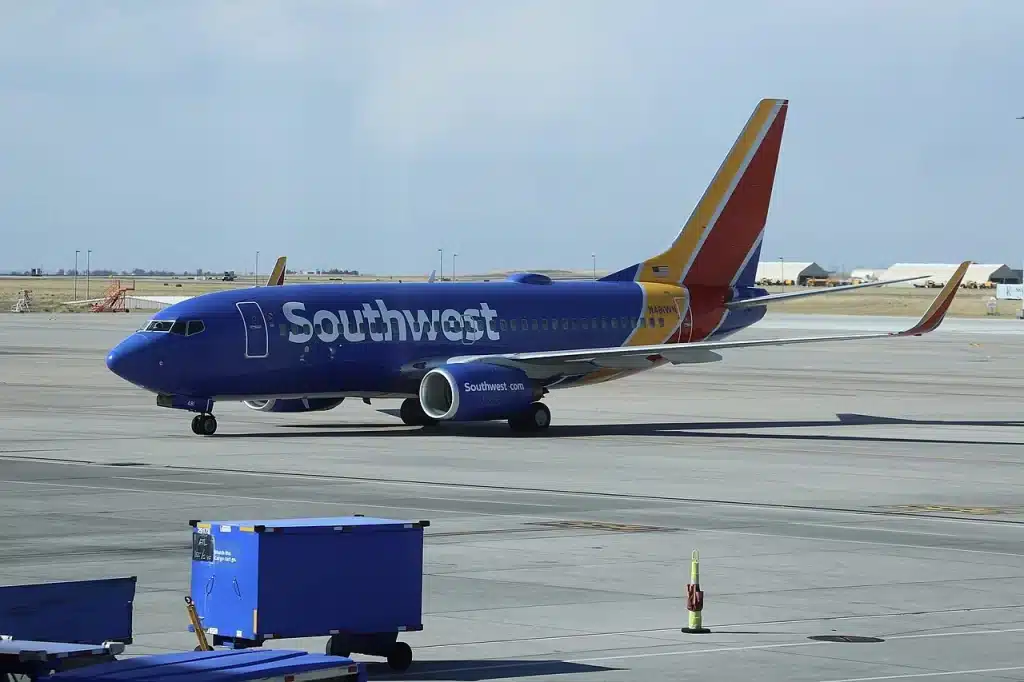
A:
[191, 413, 218, 435]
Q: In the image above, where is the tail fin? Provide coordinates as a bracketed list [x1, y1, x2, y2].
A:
[601, 98, 788, 289]
[265, 256, 287, 286]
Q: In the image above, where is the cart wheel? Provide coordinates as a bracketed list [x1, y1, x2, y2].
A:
[325, 635, 350, 658]
[387, 641, 413, 672]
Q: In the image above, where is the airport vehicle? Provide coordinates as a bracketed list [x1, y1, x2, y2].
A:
[105, 98, 970, 435]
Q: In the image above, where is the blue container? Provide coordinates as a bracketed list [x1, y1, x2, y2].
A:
[188, 516, 427, 670]
[0, 577, 136, 645]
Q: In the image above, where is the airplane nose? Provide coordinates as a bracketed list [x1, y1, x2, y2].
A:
[106, 334, 153, 386]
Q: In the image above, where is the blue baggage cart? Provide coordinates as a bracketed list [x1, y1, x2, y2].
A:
[49, 648, 367, 682]
[187, 516, 428, 672]
[0, 638, 125, 681]
[0, 577, 136, 646]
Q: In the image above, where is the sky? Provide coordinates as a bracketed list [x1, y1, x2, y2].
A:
[1, 0, 1023, 276]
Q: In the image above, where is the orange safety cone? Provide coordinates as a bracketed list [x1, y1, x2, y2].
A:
[681, 549, 710, 633]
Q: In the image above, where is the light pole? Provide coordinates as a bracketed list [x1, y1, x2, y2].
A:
[779, 256, 784, 291]
[86, 249, 92, 299]
[452, 253, 457, 282]
[438, 248, 443, 281]
[592, 253, 596, 281]
[255, 251, 260, 286]
[74, 250, 79, 299]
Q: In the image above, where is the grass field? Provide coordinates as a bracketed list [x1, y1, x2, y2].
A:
[1, 274, 1021, 318]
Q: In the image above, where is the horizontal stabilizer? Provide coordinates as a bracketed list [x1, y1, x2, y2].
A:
[726, 274, 933, 310]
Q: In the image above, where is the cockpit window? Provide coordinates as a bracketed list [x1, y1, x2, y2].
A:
[144, 320, 175, 332]
[141, 318, 205, 336]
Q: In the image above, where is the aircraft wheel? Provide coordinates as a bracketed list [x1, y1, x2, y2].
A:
[508, 402, 550, 432]
[529, 402, 551, 430]
[191, 415, 202, 434]
[387, 641, 413, 671]
[400, 398, 438, 426]
[197, 414, 217, 435]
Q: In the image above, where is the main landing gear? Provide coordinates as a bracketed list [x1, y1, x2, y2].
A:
[191, 413, 217, 435]
[399, 398, 551, 433]
[508, 402, 551, 433]
[399, 398, 438, 427]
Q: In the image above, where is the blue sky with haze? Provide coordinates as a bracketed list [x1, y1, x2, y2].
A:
[2, 1, 1022, 276]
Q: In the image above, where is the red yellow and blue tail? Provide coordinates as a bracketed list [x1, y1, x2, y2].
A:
[601, 98, 788, 290]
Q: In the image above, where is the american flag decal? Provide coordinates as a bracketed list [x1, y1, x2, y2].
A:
[652, 265, 669, 276]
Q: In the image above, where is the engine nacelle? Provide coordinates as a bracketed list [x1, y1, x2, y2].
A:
[419, 364, 540, 422]
[243, 397, 345, 413]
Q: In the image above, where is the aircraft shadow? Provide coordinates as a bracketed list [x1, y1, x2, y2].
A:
[213, 412, 1024, 447]
[364, 658, 617, 681]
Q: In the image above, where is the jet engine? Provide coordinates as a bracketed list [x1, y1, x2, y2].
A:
[419, 364, 541, 422]
[243, 397, 345, 413]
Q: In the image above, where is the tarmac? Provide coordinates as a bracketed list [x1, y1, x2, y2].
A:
[1, 311, 1023, 681]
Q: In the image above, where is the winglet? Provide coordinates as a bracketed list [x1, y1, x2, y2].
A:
[265, 256, 287, 286]
[893, 261, 970, 337]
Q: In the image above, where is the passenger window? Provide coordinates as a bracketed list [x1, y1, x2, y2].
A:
[658, 317, 665, 328]
[521, 318, 528, 331]
[541, 319, 549, 331]
[611, 317, 618, 329]
[532, 319, 539, 331]
[488, 319, 497, 332]
[602, 317, 608, 329]
[649, 317, 656, 328]
[509, 319, 517, 331]
[571, 318, 579, 330]
[581, 318, 589, 330]
[170, 320, 187, 335]
[639, 318, 646, 328]
[187, 320, 205, 336]
[391, 320, 401, 336]
[500, 319, 508, 331]
[591, 318, 598, 329]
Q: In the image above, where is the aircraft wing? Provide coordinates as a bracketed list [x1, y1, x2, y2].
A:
[447, 261, 970, 373]
[726, 273, 932, 310]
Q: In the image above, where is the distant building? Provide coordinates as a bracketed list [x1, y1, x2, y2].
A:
[849, 268, 882, 282]
[879, 263, 1021, 287]
[755, 261, 830, 286]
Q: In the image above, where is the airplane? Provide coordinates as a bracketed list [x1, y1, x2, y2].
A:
[105, 98, 971, 436]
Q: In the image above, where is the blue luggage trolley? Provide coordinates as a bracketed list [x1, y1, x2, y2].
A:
[188, 516, 428, 672]
[48, 648, 367, 682]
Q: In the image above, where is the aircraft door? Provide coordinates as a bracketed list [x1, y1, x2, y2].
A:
[236, 301, 269, 359]
[673, 294, 693, 344]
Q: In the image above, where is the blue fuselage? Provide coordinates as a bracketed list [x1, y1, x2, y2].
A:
[106, 279, 767, 401]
